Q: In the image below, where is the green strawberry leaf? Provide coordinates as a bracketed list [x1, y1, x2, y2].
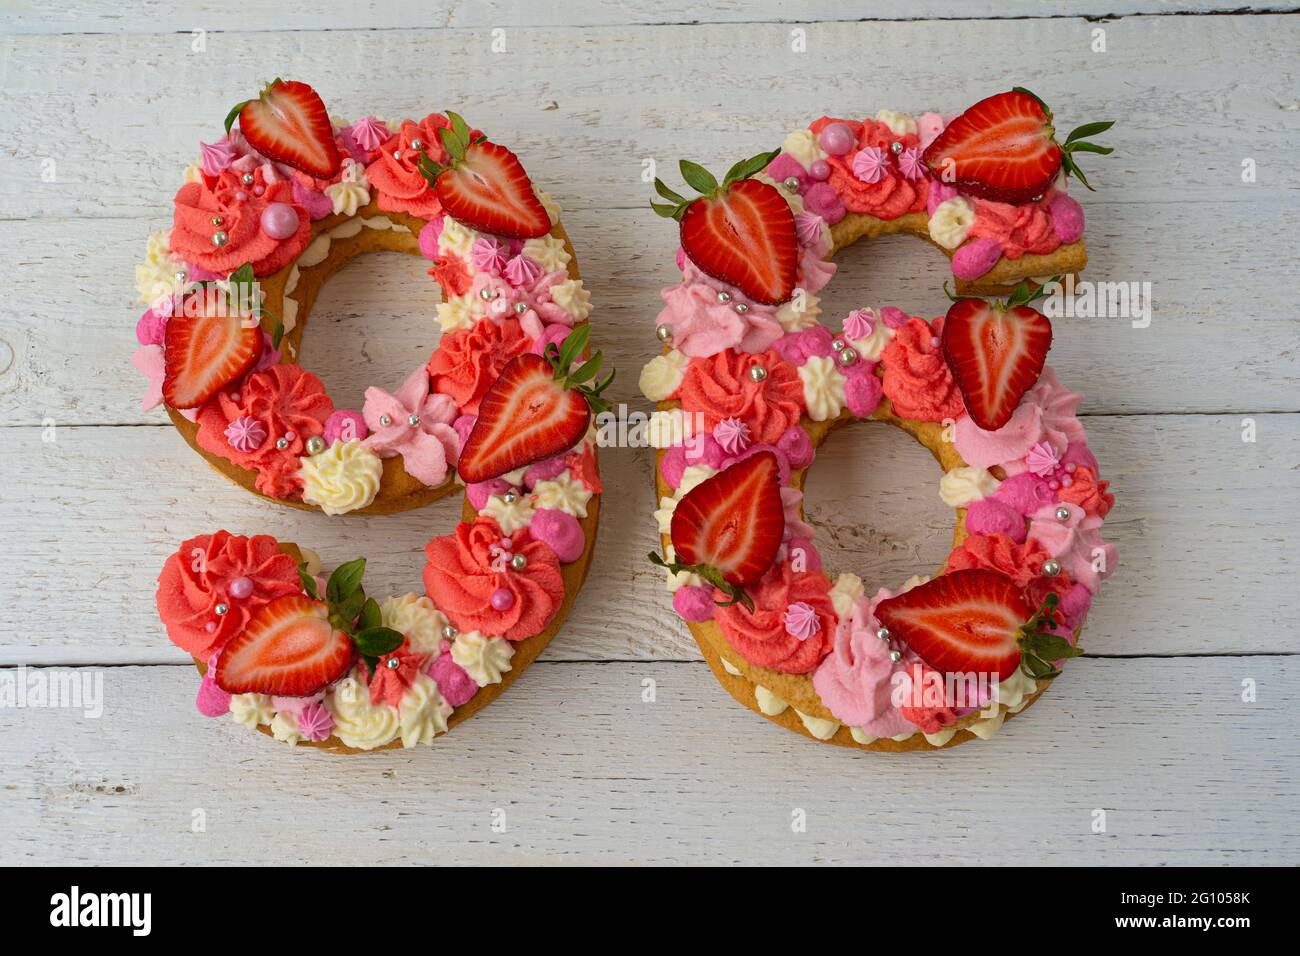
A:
[224, 100, 249, 135]
[298, 561, 319, 600]
[358, 596, 382, 633]
[326, 557, 366, 604]
[678, 160, 718, 196]
[353, 626, 405, 658]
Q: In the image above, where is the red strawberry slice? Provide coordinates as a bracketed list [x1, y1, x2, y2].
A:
[680, 177, 796, 305]
[923, 90, 1058, 204]
[234, 80, 341, 179]
[941, 296, 1052, 431]
[923, 89, 1114, 203]
[432, 141, 550, 239]
[875, 570, 1032, 682]
[163, 307, 262, 409]
[458, 354, 592, 483]
[214, 594, 352, 696]
[670, 451, 785, 589]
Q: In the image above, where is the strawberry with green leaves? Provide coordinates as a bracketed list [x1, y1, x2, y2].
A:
[941, 277, 1056, 431]
[225, 79, 341, 179]
[922, 88, 1113, 203]
[649, 451, 786, 611]
[652, 152, 798, 306]
[417, 111, 551, 239]
[457, 324, 613, 484]
[875, 568, 1082, 683]
[214, 557, 406, 696]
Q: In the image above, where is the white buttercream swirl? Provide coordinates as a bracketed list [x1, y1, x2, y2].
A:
[523, 234, 570, 272]
[451, 631, 514, 686]
[929, 197, 976, 250]
[229, 693, 274, 728]
[798, 355, 846, 422]
[398, 673, 452, 747]
[639, 350, 689, 402]
[481, 493, 536, 534]
[326, 673, 400, 750]
[380, 593, 447, 654]
[550, 279, 591, 321]
[939, 465, 1000, 507]
[532, 473, 592, 518]
[298, 439, 382, 515]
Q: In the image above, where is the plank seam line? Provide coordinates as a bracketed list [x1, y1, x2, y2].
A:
[3, 7, 1298, 39]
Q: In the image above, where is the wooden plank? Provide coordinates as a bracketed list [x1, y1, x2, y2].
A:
[4, 2, 1294, 35]
[2, 413, 1296, 665]
[1, 200, 1298, 424]
[0, 15, 1297, 221]
[0, 657, 1294, 865]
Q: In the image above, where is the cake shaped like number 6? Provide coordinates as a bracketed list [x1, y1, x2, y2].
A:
[132, 80, 607, 751]
[643, 91, 1119, 750]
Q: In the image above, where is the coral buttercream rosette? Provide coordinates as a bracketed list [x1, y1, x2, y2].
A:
[644, 95, 1116, 750]
[143, 81, 602, 750]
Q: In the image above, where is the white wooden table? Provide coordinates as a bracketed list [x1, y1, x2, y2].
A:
[2, 1, 1297, 865]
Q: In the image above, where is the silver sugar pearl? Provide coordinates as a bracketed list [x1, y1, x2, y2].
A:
[305, 435, 326, 455]
[655, 324, 673, 342]
[210, 215, 223, 226]
[783, 176, 801, 192]
[442, 624, 458, 640]
[174, 270, 187, 282]
[514, 301, 528, 314]
[386, 656, 402, 669]
[379, 414, 392, 427]
[409, 138, 423, 150]
[503, 490, 518, 504]
[479, 286, 496, 300]
[1042, 559, 1062, 578]
[211, 230, 229, 247]
[407, 414, 420, 426]
[890, 140, 903, 154]
[214, 602, 229, 616]
[889, 649, 902, 662]
[394, 150, 402, 161]
[717, 291, 731, 304]
[748, 365, 767, 382]
[837, 346, 859, 366]
[831, 338, 845, 351]
[509, 553, 527, 571]
[241, 172, 255, 185]
[1055, 506, 1072, 522]
[876, 626, 890, 641]
[275, 436, 290, 450]
[1031, 194, 1044, 203]
[734, 302, 749, 314]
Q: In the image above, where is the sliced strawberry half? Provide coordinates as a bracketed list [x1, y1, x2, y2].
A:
[941, 283, 1053, 431]
[922, 89, 1113, 203]
[457, 324, 612, 484]
[228, 79, 341, 179]
[163, 306, 262, 409]
[652, 152, 796, 305]
[875, 569, 1081, 682]
[214, 594, 353, 696]
[650, 451, 785, 609]
[417, 112, 549, 239]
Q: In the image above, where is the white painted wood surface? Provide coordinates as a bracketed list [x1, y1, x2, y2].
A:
[1, 4, 1297, 865]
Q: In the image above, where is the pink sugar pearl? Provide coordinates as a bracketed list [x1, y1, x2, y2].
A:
[260, 202, 300, 239]
[490, 588, 515, 611]
[809, 159, 831, 181]
[229, 576, 254, 600]
[818, 122, 855, 156]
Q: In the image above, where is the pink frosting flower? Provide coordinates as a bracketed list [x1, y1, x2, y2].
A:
[842, 308, 874, 341]
[794, 211, 825, 247]
[656, 269, 782, 358]
[350, 116, 390, 153]
[224, 415, 267, 452]
[470, 236, 510, 273]
[362, 365, 460, 487]
[897, 146, 925, 180]
[297, 701, 334, 741]
[1028, 502, 1117, 594]
[503, 254, 544, 288]
[852, 146, 889, 184]
[199, 139, 237, 177]
[810, 588, 917, 735]
[784, 601, 821, 641]
[713, 417, 751, 455]
[132, 345, 165, 412]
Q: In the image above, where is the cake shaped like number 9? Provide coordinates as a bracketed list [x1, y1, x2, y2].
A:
[643, 91, 1119, 750]
[133, 80, 607, 751]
